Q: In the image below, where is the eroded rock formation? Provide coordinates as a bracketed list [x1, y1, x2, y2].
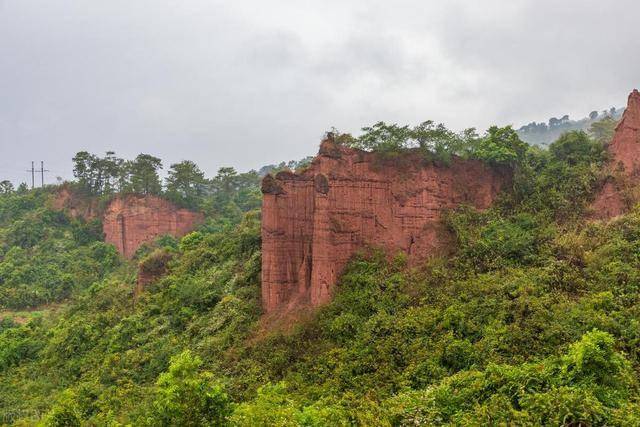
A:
[103, 195, 203, 258]
[261, 142, 511, 313]
[592, 89, 640, 219]
[50, 185, 100, 220]
[53, 189, 203, 258]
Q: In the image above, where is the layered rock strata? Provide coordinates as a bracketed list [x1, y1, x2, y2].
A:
[102, 195, 203, 258]
[261, 142, 510, 313]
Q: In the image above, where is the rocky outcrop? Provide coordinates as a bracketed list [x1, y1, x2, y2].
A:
[53, 188, 203, 257]
[103, 195, 203, 258]
[592, 89, 640, 219]
[261, 142, 511, 313]
[51, 185, 100, 220]
[605, 90, 640, 174]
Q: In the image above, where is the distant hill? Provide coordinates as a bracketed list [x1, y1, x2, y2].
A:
[517, 106, 623, 146]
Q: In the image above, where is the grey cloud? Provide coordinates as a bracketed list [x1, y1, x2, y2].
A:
[1, 0, 639, 185]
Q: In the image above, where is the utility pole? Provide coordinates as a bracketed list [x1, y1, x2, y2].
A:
[26, 161, 49, 188]
[36, 161, 49, 187]
[26, 161, 35, 189]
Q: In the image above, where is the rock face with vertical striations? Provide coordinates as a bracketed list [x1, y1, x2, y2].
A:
[592, 89, 640, 219]
[261, 141, 511, 314]
[102, 195, 203, 258]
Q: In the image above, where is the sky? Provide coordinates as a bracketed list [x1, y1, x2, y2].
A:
[1, 0, 640, 185]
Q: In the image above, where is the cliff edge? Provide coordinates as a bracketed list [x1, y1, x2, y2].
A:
[103, 195, 203, 258]
[53, 190, 203, 258]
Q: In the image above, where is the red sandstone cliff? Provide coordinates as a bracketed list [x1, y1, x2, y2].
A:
[50, 185, 100, 220]
[103, 195, 203, 258]
[261, 143, 510, 313]
[592, 89, 640, 219]
[53, 189, 203, 258]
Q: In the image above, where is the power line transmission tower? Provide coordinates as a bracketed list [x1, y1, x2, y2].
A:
[36, 161, 50, 187]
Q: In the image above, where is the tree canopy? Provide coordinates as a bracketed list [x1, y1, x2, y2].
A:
[341, 121, 528, 166]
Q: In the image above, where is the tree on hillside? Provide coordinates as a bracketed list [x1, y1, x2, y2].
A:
[101, 151, 124, 194]
[0, 181, 13, 195]
[129, 154, 162, 195]
[148, 350, 232, 426]
[165, 160, 207, 208]
[412, 120, 476, 164]
[352, 121, 413, 154]
[72, 151, 124, 195]
[549, 131, 603, 166]
[72, 151, 96, 193]
[589, 116, 618, 146]
[211, 167, 239, 197]
[16, 183, 28, 194]
[473, 126, 528, 166]
[203, 167, 262, 220]
[116, 160, 133, 193]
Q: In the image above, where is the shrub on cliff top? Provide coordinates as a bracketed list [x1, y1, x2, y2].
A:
[471, 125, 528, 167]
[347, 120, 527, 167]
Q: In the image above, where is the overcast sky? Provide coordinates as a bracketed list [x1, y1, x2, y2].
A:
[1, 0, 639, 185]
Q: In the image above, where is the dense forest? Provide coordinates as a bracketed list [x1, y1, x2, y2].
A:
[1, 115, 639, 426]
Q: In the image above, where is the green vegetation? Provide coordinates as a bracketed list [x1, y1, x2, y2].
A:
[340, 121, 528, 166]
[1, 125, 640, 425]
[0, 149, 263, 311]
[71, 151, 262, 217]
[0, 188, 118, 309]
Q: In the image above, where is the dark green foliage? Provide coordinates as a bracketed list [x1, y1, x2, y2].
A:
[346, 120, 527, 167]
[0, 180, 14, 195]
[509, 130, 607, 221]
[72, 151, 164, 196]
[472, 125, 528, 166]
[146, 350, 232, 426]
[69, 150, 262, 228]
[0, 321, 44, 370]
[200, 167, 261, 227]
[72, 150, 124, 195]
[0, 211, 262, 424]
[445, 210, 548, 272]
[129, 154, 163, 195]
[258, 156, 315, 176]
[352, 122, 414, 154]
[388, 330, 637, 425]
[0, 190, 119, 309]
[413, 121, 476, 164]
[165, 160, 208, 209]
